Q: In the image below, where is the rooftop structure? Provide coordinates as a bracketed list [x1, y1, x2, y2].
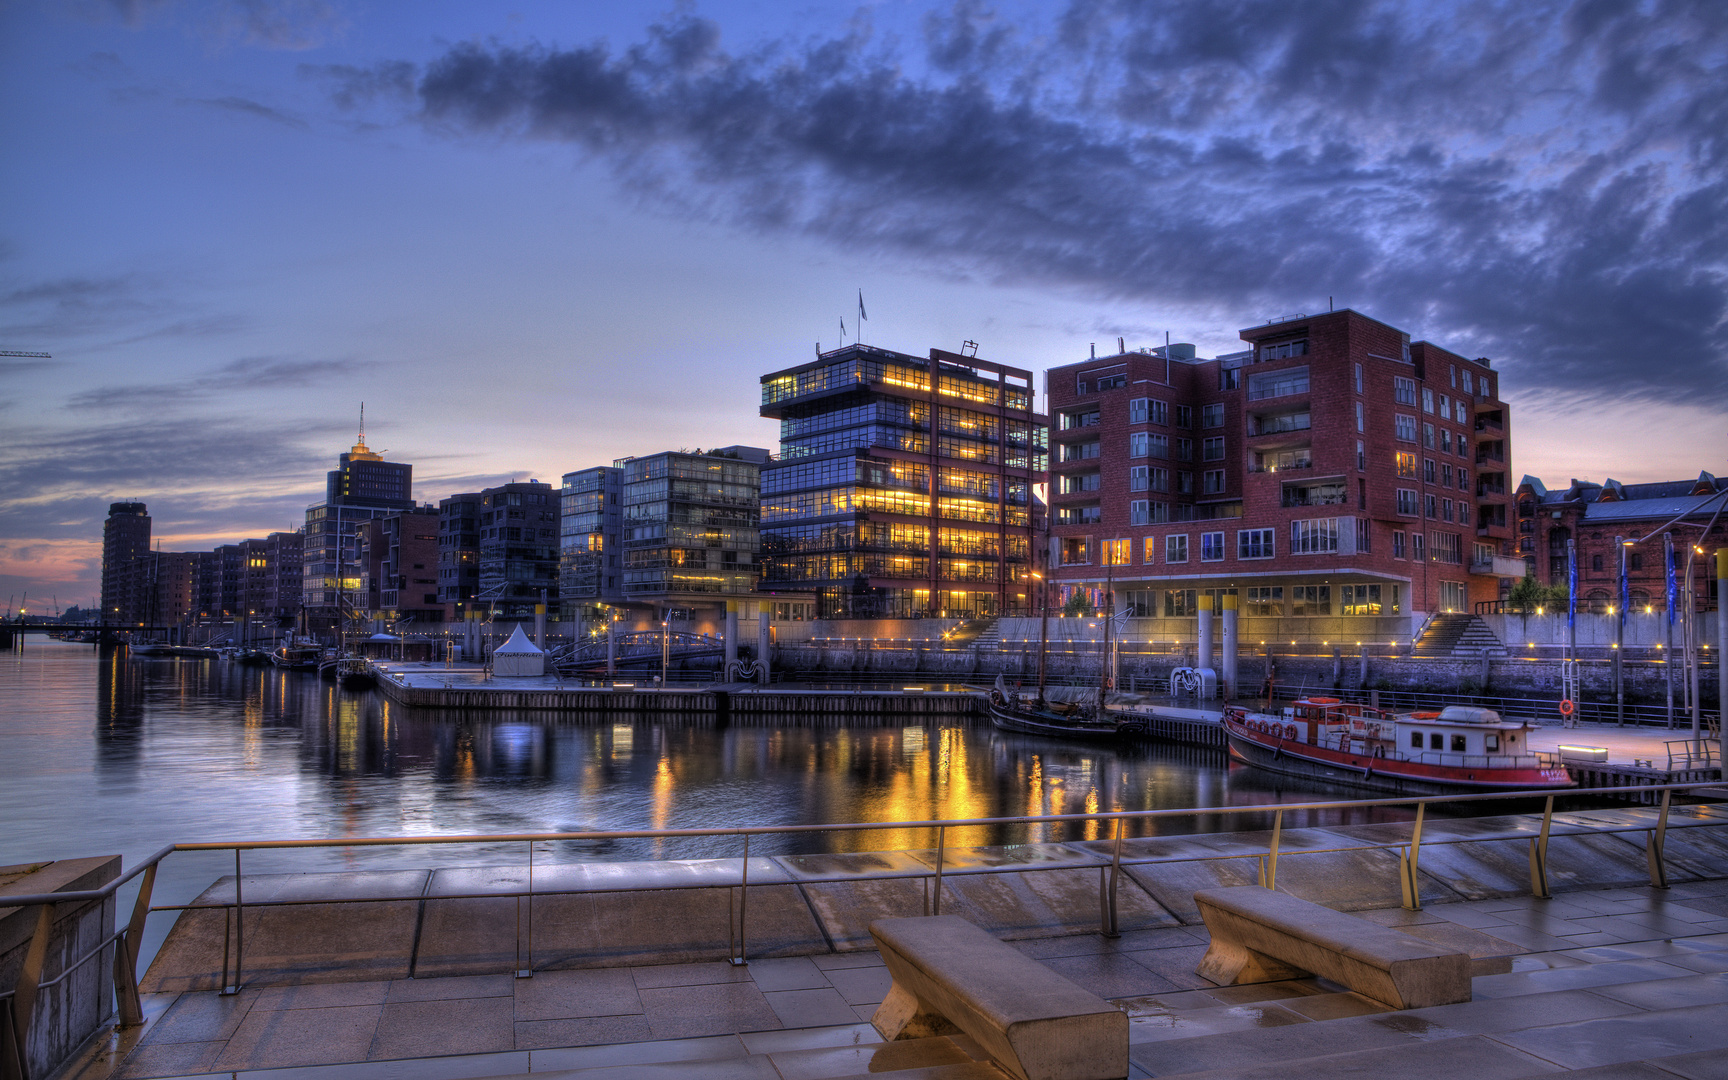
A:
[303, 422, 415, 630]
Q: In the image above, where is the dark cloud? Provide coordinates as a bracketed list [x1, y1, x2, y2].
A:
[300, 60, 417, 109]
[180, 95, 309, 128]
[67, 357, 366, 411]
[345, 0, 1726, 407]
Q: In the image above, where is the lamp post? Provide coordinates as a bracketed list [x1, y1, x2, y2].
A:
[1616, 536, 1630, 727]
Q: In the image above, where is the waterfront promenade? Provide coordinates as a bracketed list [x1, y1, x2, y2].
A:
[41, 798, 1728, 1080]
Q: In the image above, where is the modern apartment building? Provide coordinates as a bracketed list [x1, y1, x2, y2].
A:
[361, 509, 442, 623]
[758, 344, 1048, 619]
[437, 492, 484, 620]
[1517, 473, 1728, 610]
[302, 428, 415, 628]
[100, 502, 151, 624]
[1045, 309, 1516, 636]
[558, 465, 622, 614]
[476, 481, 560, 621]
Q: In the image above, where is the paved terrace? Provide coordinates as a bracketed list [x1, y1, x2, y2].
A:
[51, 802, 1728, 1080]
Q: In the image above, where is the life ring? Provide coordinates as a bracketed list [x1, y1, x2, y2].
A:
[1285, 724, 1298, 740]
[1559, 699, 1575, 718]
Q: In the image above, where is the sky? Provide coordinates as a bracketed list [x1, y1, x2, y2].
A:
[2, 0, 1725, 613]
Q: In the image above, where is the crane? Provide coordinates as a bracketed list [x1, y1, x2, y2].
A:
[0, 351, 51, 359]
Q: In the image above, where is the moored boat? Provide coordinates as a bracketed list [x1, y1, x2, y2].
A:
[987, 676, 1134, 740]
[271, 641, 322, 671]
[336, 656, 376, 690]
[1222, 697, 1574, 795]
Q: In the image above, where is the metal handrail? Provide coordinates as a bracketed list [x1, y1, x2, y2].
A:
[4, 781, 1724, 1068]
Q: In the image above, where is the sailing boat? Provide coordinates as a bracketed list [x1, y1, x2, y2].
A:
[986, 567, 1133, 740]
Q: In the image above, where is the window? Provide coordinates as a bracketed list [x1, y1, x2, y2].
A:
[1061, 441, 1100, 462]
[1246, 586, 1282, 614]
[1060, 537, 1091, 564]
[1061, 473, 1101, 493]
[1130, 465, 1149, 491]
[1203, 470, 1226, 494]
[1439, 580, 1467, 610]
[1291, 518, 1341, 554]
[1430, 532, 1464, 564]
[1395, 415, 1417, 442]
[1255, 448, 1311, 472]
[1630, 553, 1644, 572]
[1357, 440, 1366, 471]
[1354, 362, 1364, 393]
[1175, 438, 1193, 461]
[1355, 400, 1365, 433]
[1291, 585, 1330, 616]
[1411, 732, 1424, 750]
[1393, 530, 1406, 559]
[1438, 428, 1450, 455]
[1130, 432, 1150, 458]
[1149, 400, 1168, 425]
[1147, 501, 1170, 523]
[1177, 471, 1194, 494]
[1422, 388, 1435, 413]
[1057, 506, 1102, 524]
[1424, 494, 1437, 518]
[1148, 433, 1169, 458]
[1060, 408, 1100, 430]
[1424, 459, 1436, 483]
[1202, 403, 1225, 427]
[1149, 467, 1170, 492]
[1238, 528, 1274, 559]
[1396, 452, 1417, 479]
[1394, 376, 1417, 405]
[1202, 436, 1226, 461]
[1219, 366, 1240, 390]
[1129, 397, 1149, 424]
[1455, 432, 1468, 456]
[1423, 423, 1436, 449]
[1430, 733, 1444, 751]
[1174, 404, 1193, 428]
[1096, 373, 1126, 391]
[1450, 734, 1467, 752]
[1412, 532, 1425, 561]
[1201, 531, 1225, 561]
[1259, 339, 1308, 360]
[1486, 733, 1500, 752]
[1129, 500, 1150, 525]
[1143, 537, 1158, 563]
[1101, 538, 1130, 565]
[1456, 401, 1468, 425]
[1441, 464, 1453, 487]
[1592, 554, 1604, 572]
[1164, 589, 1198, 617]
[1341, 584, 1382, 615]
[1247, 367, 1309, 400]
[1166, 535, 1189, 562]
[1439, 394, 1450, 417]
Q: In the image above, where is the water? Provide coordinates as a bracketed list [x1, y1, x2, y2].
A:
[1, 640, 1411, 962]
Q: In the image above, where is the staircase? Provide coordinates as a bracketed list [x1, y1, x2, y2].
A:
[947, 617, 1000, 649]
[1413, 613, 1503, 657]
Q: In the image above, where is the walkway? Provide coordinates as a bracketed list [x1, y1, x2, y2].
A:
[66, 874, 1728, 1080]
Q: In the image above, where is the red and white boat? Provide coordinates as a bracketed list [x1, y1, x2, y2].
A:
[1222, 697, 1575, 796]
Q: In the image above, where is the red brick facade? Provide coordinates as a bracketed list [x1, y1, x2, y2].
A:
[1045, 309, 1515, 634]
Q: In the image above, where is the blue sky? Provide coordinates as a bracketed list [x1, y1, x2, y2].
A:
[2, 0, 1725, 610]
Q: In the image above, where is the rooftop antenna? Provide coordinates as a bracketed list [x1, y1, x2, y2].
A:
[359, 402, 365, 444]
[961, 340, 979, 358]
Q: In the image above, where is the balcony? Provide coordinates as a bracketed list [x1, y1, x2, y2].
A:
[1248, 413, 1312, 437]
[1470, 554, 1529, 577]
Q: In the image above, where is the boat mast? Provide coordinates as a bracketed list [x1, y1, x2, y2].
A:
[1098, 563, 1114, 711]
[1036, 574, 1049, 704]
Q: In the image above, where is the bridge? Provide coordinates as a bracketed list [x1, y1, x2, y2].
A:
[547, 630, 735, 675]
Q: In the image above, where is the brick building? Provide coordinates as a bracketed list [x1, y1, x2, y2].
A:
[437, 492, 484, 621]
[758, 344, 1048, 619]
[1045, 309, 1516, 640]
[476, 481, 560, 621]
[100, 502, 151, 624]
[1516, 473, 1727, 611]
[360, 509, 442, 624]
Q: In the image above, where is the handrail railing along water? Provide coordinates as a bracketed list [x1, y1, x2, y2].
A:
[3, 782, 1724, 1075]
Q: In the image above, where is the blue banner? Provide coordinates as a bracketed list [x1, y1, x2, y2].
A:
[1619, 542, 1630, 628]
[1665, 535, 1677, 627]
[1567, 540, 1577, 631]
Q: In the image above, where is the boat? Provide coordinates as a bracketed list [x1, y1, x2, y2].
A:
[987, 676, 1135, 740]
[1222, 697, 1575, 795]
[271, 641, 322, 671]
[128, 639, 172, 656]
[336, 656, 376, 690]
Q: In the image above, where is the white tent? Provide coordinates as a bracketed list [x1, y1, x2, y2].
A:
[492, 623, 545, 677]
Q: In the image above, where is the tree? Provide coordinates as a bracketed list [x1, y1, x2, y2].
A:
[1507, 576, 1547, 614]
[1063, 590, 1095, 616]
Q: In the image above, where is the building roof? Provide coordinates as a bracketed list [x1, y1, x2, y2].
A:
[1581, 491, 1728, 525]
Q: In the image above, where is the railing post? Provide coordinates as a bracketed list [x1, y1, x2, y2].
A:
[6, 903, 53, 1080]
[932, 826, 946, 917]
[1646, 788, 1671, 890]
[1259, 809, 1284, 891]
[1399, 803, 1426, 910]
[1100, 816, 1123, 938]
[222, 849, 244, 995]
[731, 834, 750, 966]
[115, 864, 157, 1027]
[1529, 795, 1554, 899]
[517, 841, 534, 979]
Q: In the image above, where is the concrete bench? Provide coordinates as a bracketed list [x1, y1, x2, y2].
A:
[869, 915, 1128, 1080]
[1193, 886, 1472, 1009]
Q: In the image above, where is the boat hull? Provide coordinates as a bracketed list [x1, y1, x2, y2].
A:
[1224, 722, 1574, 796]
[987, 702, 1121, 741]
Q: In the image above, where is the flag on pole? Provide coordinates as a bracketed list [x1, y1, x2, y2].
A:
[1665, 533, 1677, 626]
[858, 289, 868, 323]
